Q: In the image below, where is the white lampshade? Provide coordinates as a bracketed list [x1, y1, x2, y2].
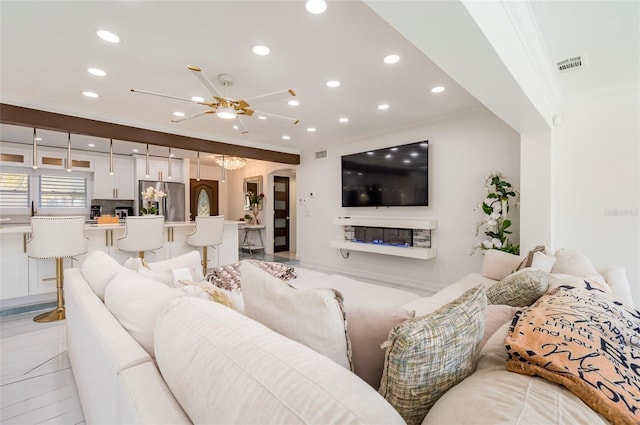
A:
[216, 107, 237, 120]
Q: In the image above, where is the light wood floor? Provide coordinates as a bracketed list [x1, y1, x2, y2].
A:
[0, 311, 84, 425]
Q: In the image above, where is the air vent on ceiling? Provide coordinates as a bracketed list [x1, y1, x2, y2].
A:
[556, 55, 586, 73]
[315, 150, 327, 159]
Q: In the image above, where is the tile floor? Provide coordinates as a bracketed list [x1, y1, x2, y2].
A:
[0, 311, 84, 425]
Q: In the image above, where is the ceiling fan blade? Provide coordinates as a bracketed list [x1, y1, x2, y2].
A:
[130, 88, 215, 106]
[171, 109, 215, 123]
[244, 89, 296, 106]
[253, 110, 299, 125]
[235, 116, 249, 134]
[187, 65, 223, 99]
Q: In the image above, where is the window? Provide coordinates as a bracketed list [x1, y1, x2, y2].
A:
[0, 172, 30, 208]
[39, 174, 87, 208]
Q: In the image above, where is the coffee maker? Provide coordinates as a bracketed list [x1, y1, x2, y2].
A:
[90, 205, 102, 219]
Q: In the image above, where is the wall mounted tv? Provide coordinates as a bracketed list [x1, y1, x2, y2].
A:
[341, 141, 429, 207]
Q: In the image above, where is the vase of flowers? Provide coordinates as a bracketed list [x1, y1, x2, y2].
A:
[472, 172, 519, 255]
[246, 191, 264, 225]
[140, 186, 166, 215]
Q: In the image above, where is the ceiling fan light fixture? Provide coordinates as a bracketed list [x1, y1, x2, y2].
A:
[216, 107, 237, 120]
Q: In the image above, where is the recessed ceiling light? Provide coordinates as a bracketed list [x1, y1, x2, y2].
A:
[87, 67, 106, 77]
[233, 125, 239, 130]
[252, 45, 270, 56]
[258, 115, 267, 120]
[173, 111, 185, 117]
[377, 104, 389, 110]
[307, 127, 316, 132]
[288, 100, 300, 106]
[282, 135, 291, 140]
[88, 143, 95, 147]
[82, 91, 98, 98]
[431, 86, 445, 94]
[383, 54, 400, 64]
[338, 117, 349, 123]
[96, 30, 120, 43]
[306, 0, 327, 14]
[132, 149, 139, 153]
[326, 80, 340, 88]
[191, 96, 204, 102]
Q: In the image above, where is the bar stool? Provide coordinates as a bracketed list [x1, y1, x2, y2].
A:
[186, 215, 225, 276]
[27, 216, 88, 323]
[117, 215, 164, 259]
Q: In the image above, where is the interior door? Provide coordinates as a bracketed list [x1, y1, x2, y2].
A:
[189, 179, 219, 219]
[273, 176, 290, 252]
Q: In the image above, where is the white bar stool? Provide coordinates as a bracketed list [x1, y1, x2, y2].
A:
[117, 215, 165, 259]
[186, 215, 224, 276]
[26, 216, 88, 323]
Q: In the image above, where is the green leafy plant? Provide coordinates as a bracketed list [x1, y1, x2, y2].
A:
[472, 172, 520, 255]
[247, 191, 264, 205]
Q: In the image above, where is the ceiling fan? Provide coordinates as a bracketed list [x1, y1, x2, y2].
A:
[131, 65, 299, 134]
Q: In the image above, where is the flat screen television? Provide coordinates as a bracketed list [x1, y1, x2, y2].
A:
[341, 141, 429, 207]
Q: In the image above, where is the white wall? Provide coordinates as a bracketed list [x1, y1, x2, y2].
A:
[552, 87, 640, 306]
[296, 107, 520, 292]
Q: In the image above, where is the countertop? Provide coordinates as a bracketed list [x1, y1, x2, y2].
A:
[0, 220, 242, 234]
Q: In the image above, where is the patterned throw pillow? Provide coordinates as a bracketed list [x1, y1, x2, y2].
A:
[378, 286, 487, 425]
[205, 259, 296, 293]
[505, 285, 640, 425]
[486, 269, 549, 307]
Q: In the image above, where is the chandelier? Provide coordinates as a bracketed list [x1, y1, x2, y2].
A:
[215, 155, 246, 170]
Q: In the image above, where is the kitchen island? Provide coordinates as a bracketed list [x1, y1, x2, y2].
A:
[0, 220, 240, 309]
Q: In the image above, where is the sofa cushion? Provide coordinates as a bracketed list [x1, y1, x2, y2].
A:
[104, 273, 207, 357]
[205, 259, 297, 293]
[550, 248, 600, 278]
[290, 274, 417, 389]
[241, 261, 353, 370]
[145, 250, 204, 282]
[481, 304, 519, 350]
[486, 269, 549, 307]
[424, 322, 609, 425]
[154, 297, 406, 425]
[379, 286, 487, 425]
[481, 249, 523, 280]
[81, 250, 133, 300]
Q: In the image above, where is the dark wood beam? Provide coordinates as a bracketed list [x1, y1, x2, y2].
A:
[0, 103, 300, 165]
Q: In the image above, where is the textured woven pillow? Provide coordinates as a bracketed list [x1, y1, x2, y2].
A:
[378, 286, 487, 425]
[206, 259, 297, 293]
[486, 269, 549, 307]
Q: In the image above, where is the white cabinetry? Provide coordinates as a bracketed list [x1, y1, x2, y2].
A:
[135, 157, 183, 183]
[0, 233, 30, 299]
[93, 156, 135, 199]
[331, 216, 437, 260]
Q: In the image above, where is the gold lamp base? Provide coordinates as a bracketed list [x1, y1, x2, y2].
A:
[33, 307, 65, 323]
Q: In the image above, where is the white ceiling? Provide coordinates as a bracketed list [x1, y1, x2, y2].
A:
[1, 1, 637, 159]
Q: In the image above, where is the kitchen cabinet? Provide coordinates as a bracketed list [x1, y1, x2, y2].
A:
[0, 233, 30, 299]
[94, 156, 135, 199]
[28, 257, 78, 295]
[135, 157, 183, 183]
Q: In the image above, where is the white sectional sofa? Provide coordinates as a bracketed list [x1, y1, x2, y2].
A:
[65, 249, 636, 424]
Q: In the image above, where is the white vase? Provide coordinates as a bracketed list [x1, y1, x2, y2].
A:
[251, 204, 259, 225]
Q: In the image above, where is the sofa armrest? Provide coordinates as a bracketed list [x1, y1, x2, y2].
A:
[598, 267, 635, 308]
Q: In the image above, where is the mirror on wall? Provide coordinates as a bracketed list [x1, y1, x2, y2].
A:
[243, 175, 263, 210]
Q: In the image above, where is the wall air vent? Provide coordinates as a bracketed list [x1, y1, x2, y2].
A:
[557, 55, 586, 73]
[315, 150, 327, 159]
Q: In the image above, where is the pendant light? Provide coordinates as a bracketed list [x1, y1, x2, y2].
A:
[196, 151, 200, 181]
[109, 139, 114, 175]
[32, 128, 38, 169]
[167, 147, 172, 179]
[221, 154, 226, 183]
[66, 133, 72, 172]
[145, 144, 150, 177]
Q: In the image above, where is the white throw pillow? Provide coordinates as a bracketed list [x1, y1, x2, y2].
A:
[104, 273, 207, 357]
[145, 250, 204, 282]
[481, 249, 523, 281]
[551, 249, 600, 278]
[530, 251, 556, 273]
[241, 261, 353, 371]
[81, 251, 134, 301]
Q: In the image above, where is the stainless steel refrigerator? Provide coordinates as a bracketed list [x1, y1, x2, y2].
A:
[138, 180, 185, 221]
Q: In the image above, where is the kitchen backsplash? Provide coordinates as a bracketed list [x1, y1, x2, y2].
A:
[91, 199, 135, 216]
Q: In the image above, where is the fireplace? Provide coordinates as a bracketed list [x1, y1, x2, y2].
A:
[352, 226, 413, 247]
